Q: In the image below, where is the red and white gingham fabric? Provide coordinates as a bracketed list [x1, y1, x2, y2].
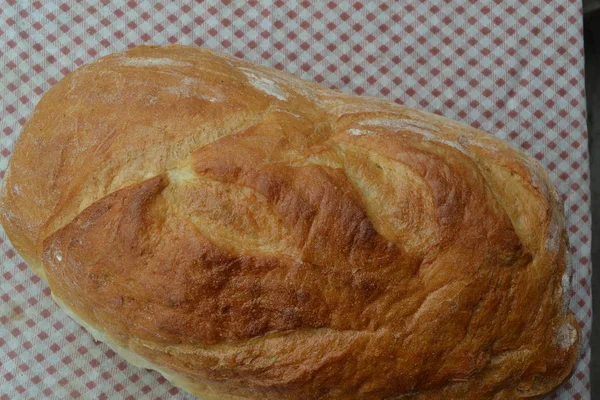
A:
[0, 1, 591, 399]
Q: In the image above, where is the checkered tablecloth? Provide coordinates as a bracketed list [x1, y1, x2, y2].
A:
[0, 1, 591, 399]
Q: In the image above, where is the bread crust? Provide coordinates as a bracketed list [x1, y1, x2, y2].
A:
[0, 45, 579, 399]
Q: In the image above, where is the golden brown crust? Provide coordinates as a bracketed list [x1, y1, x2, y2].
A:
[0, 45, 579, 399]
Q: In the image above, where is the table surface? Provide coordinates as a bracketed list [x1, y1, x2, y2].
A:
[0, 1, 591, 399]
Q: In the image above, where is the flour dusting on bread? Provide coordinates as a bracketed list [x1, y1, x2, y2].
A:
[121, 57, 192, 67]
[239, 67, 288, 101]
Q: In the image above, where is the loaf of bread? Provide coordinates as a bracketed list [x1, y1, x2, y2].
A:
[0, 45, 579, 399]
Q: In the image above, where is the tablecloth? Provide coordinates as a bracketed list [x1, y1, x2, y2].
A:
[0, 1, 591, 399]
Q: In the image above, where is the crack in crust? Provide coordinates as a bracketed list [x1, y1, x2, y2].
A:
[0, 45, 579, 400]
